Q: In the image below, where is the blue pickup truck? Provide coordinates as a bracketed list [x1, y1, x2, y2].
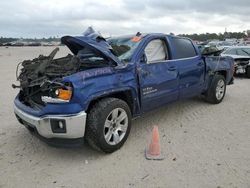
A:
[13, 28, 234, 153]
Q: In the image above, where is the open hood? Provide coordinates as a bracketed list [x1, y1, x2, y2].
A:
[61, 27, 122, 66]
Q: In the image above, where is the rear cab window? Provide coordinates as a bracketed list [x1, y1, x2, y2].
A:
[171, 38, 197, 59]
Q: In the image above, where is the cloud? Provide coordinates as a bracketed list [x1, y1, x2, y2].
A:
[0, 0, 249, 37]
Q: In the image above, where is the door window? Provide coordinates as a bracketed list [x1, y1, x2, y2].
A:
[172, 38, 197, 59]
[144, 39, 168, 64]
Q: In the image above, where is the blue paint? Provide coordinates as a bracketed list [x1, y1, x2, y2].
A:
[14, 32, 234, 118]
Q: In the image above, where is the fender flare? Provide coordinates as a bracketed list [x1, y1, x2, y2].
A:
[83, 87, 140, 115]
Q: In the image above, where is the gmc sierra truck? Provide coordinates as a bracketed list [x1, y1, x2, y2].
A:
[13, 28, 234, 153]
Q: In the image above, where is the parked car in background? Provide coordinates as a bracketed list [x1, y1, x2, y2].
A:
[217, 41, 233, 50]
[221, 46, 250, 77]
[207, 41, 233, 51]
[197, 44, 223, 56]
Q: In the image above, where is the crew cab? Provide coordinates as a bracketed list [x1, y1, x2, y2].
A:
[13, 28, 234, 153]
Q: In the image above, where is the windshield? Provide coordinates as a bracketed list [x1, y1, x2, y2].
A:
[241, 48, 250, 56]
[76, 48, 110, 66]
[108, 36, 142, 62]
[224, 48, 250, 56]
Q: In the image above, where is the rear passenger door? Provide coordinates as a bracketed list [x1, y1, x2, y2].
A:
[170, 37, 205, 98]
[138, 38, 179, 112]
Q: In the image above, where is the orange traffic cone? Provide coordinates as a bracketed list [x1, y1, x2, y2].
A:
[145, 126, 164, 160]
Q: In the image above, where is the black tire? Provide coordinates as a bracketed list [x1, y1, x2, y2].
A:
[246, 66, 250, 78]
[205, 74, 226, 104]
[85, 98, 132, 153]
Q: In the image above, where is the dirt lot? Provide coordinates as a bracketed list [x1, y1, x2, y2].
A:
[0, 47, 249, 188]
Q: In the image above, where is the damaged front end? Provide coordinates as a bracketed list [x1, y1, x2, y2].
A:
[13, 28, 121, 109]
[13, 48, 80, 109]
[233, 58, 250, 75]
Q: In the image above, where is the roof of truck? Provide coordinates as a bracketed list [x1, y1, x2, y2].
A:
[109, 33, 180, 39]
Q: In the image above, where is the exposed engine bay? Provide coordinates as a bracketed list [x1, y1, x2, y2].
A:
[234, 58, 250, 75]
[12, 26, 137, 110]
[13, 47, 111, 109]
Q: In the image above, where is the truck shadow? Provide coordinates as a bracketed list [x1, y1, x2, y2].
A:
[130, 96, 209, 134]
[234, 74, 249, 79]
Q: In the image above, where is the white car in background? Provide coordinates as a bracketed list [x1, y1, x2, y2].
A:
[221, 46, 250, 77]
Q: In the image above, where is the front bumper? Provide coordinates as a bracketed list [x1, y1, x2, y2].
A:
[14, 104, 87, 146]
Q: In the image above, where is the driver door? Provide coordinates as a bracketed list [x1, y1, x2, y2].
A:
[138, 38, 179, 112]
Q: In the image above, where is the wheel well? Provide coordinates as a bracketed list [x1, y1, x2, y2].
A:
[216, 70, 227, 80]
[86, 90, 134, 115]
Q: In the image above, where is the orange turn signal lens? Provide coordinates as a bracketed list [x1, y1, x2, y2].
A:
[57, 89, 72, 100]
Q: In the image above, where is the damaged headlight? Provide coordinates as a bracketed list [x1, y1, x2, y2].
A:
[41, 82, 73, 103]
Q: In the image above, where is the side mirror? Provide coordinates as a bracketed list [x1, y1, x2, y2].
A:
[140, 53, 147, 63]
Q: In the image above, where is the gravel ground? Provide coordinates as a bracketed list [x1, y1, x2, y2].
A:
[0, 47, 249, 188]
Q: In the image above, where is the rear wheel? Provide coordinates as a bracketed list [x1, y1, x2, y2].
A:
[85, 98, 131, 153]
[205, 74, 226, 104]
[246, 66, 250, 78]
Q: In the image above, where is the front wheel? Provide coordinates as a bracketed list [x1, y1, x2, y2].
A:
[205, 74, 226, 104]
[85, 98, 131, 153]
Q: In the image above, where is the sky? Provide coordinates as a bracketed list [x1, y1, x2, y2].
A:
[0, 0, 250, 38]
